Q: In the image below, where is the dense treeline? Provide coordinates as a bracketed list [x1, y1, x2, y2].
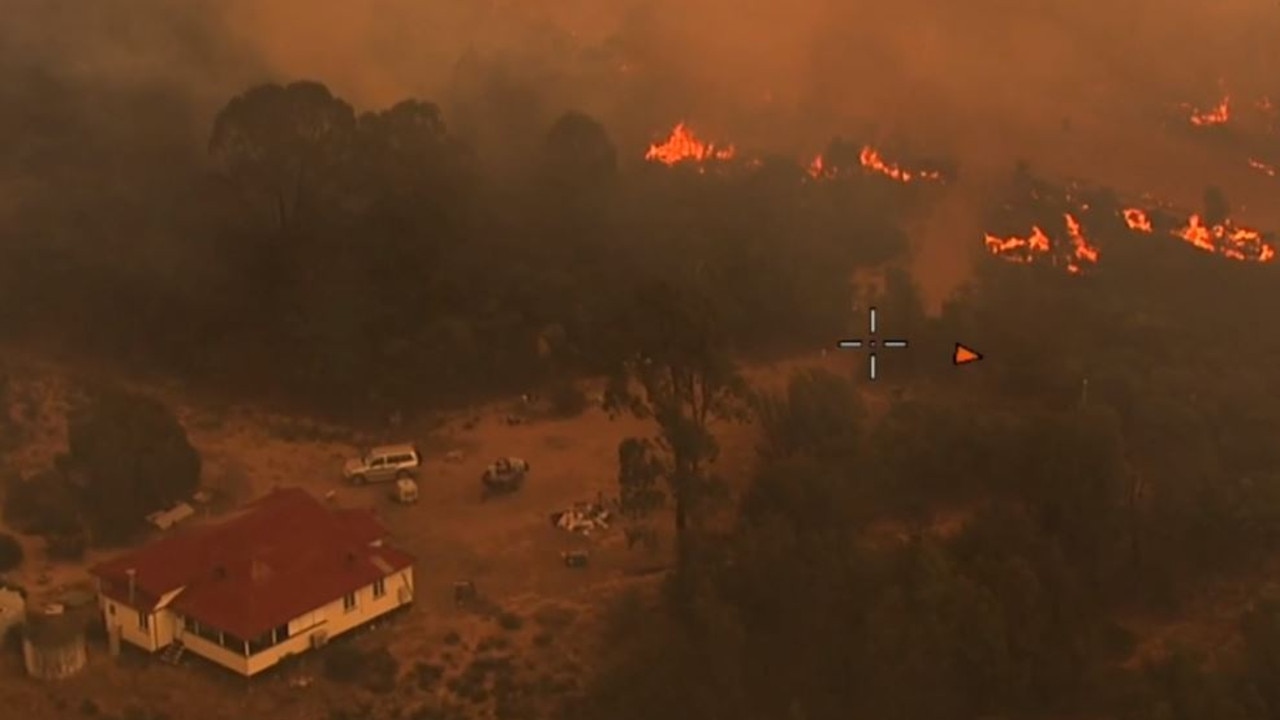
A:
[0, 78, 916, 421]
[572, 205, 1280, 719]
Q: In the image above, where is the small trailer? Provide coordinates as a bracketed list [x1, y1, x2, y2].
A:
[390, 477, 419, 504]
[481, 457, 530, 500]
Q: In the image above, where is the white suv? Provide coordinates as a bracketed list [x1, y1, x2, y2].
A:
[343, 443, 421, 485]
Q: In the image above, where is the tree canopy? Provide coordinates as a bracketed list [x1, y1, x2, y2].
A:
[67, 387, 201, 544]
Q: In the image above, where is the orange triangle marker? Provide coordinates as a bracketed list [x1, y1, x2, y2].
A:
[953, 343, 982, 366]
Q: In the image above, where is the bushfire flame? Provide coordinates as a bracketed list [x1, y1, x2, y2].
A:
[1063, 213, 1100, 273]
[1248, 158, 1277, 176]
[806, 154, 828, 179]
[643, 124, 943, 185]
[1186, 96, 1230, 126]
[984, 214, 1099, 273]
[984, 226, 1050, 262]
[989, 206, 1275, 273]
[1172, 215, 1276, 262]
[1182, 91, 1277, 129]
[1124, 207, 1274, 261]
[644, 122, 735, 166]
[805, 146, 942, 182]
[1122, 208, 1152, 233]
[858, 147, 942, 183]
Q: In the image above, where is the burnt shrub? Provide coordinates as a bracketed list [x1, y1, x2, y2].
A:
[322, 644, 366, 683]
[3, 470, 79, 536]
[0, 532, 22, 572]
[361, 647, 399, 694]
[547, 380, 587, 418]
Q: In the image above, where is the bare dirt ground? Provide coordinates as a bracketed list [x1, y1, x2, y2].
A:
[0, 349, 846, 719]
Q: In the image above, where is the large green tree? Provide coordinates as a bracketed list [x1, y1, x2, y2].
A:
[209, 80, 356, 234]
[67, 388, 201, 544]
[542, 110, 618, 195]
[606, 280, 749, 566]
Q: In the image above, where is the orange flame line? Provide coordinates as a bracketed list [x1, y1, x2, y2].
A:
[1063, 213, 1100, 273]
[1248, 158, 1277, 177]
[986, 207, 1276, 272]
[1125, 206, 1273, 261]
[985, 214, 1100, 273]
[1187, 96, 1230, 126]
[644, 122, 735, 166]
[1171, 214, 1275, 261]
[858, 146, 941, 182]
[1122, 208, 1153, 233]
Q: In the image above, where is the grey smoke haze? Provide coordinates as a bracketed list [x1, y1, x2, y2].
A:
[9, 0, 1276, 140]
[4, 0, 1280, 305]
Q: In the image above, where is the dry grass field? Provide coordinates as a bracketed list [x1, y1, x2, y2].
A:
[0, 351, 843, 719]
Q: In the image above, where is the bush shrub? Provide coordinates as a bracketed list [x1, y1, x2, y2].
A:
[547, 381, 588, 418]
[2, 471, 79, 536]
[322, 644, 366, 683]
[46, 531, 87, 561]
[0, 532, 22, 573]
[361, 647, 399, 694]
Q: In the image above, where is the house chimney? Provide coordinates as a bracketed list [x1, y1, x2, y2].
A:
[126, 568, 136, 605]
[250, 559, 271, 582]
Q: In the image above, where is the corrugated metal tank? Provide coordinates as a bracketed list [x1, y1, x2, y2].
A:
[22, 602, 89, 680]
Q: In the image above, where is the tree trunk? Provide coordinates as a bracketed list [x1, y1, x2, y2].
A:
[672, 454, 695, 587]
[276, 191, 288, 233]
[674, 488, 687, 534]
[1127, 464, 1145, 571]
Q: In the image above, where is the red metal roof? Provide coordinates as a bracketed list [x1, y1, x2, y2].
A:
[89, 488, 414, 640]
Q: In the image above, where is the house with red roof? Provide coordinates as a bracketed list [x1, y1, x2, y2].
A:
[88, 487, 415, 676]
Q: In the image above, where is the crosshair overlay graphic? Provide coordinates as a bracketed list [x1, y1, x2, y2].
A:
[836, 307, 909, 380]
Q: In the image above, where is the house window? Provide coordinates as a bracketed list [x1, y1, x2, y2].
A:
[247, 631, 273, 656]
[373, 578, 386, 599]
[138, 611, 150, 630]
[343, 592, 357, 612]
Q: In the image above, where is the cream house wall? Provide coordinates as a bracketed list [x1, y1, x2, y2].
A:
[118, 567, 416, 676]
[101, 597, 160, 652]
[100, 567, 414, 675]
[242, 567, 415, 676]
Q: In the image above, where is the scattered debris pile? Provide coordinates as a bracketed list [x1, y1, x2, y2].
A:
[561, 550, 589, 568]
[550, 502, 611, 535]
[454, 580, 478, 607]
